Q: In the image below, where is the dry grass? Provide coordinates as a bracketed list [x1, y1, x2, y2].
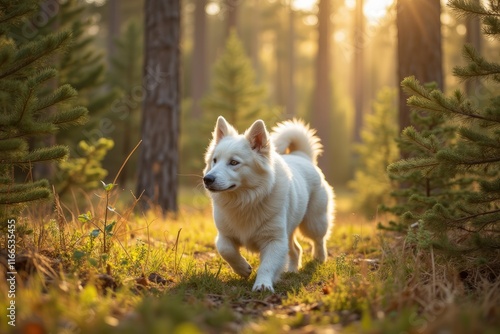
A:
[0, 186, 498, 333]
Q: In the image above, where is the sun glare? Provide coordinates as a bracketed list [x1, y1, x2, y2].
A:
[292, 0, 316, 12]
[345, 0, 394, 23]
[363, 0, 394, 23]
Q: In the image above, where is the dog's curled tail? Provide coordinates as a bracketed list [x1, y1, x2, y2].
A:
[271, 119, 323, 164]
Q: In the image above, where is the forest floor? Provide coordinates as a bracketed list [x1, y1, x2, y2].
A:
[0, 187, 499, 333]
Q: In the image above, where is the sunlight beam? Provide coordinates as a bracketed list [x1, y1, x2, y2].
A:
[345, 0, 394, 24]
[292, 0, 317, 12]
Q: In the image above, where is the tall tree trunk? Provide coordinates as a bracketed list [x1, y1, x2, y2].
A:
[397, 0, 443, 132]
[465, 0, 481, 95]
[225, 0, 238, 36]
[250, 0, 261, 80]
[119, 105, 132, 185]
[311, 0, 333, 182]
[353, 0, 364, 143]
[275, 35, 285, 107]
[191, 0, 207, 119]
[287, 2, 296, 117]
[107, 0, 120, 64]
[137, 0, 180, 214]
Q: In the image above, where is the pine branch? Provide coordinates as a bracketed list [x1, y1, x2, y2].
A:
[483, 16, 500, 37]
[45, 106, 88, 129]
[15, 77, 36, 125]
[0, 2, 37, 26]
[12, 146, 68, 165]
[388, 158, 439, 176]
[0, 31, 71, 80]
[454, 45, 500, 81]
[35, 83, 78, 114]
[437, 149, 500, 166]
[0, 187, 50, 204]
[404, 77, 499, 123]
[0, 179, 49, 194]
[0, 138, 26, 151]
[452, 208, 500, 226]
[448, 0, 495, 18]
[448, 155, 500, 165]
[400, 126, 438, 154]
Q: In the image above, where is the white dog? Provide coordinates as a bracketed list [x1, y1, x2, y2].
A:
[203, 116, 335, 292]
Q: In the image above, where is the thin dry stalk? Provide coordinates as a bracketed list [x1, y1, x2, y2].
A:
[430, 246, 436, 296]
[174, 228, 183, 274]
[52, 185, 67, 252]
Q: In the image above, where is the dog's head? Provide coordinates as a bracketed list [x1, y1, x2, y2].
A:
[203, 116, 274, 194]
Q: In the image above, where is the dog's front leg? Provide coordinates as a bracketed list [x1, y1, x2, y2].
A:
[252, 238, 288, 292]
[216, 234, 252, 278]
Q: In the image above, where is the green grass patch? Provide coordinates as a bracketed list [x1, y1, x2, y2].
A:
[0, 187, 498, 333]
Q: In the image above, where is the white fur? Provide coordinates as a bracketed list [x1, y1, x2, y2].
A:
[203, 116, 335, 292]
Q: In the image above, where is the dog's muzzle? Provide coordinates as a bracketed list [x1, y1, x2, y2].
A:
[203, 174, 216, 187]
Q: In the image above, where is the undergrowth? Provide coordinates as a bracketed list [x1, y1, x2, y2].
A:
[0, 186, 498, 333]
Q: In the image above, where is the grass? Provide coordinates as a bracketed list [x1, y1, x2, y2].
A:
[0, 186, 499, 333]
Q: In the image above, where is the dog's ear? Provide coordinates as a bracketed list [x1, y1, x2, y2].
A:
[245, 120, 270, 153]
[214, 116, 237, 143]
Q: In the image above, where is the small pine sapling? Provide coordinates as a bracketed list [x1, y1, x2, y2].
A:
[0, 2, 87, 223]
[385, 0, 500, 260]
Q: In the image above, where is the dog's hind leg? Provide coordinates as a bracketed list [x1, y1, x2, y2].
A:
[299, 189, 333, 263]
[299, 220, 327, 263]
[287, 234, 302, 272]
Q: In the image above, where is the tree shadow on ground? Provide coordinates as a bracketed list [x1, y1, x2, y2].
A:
[168, 258, 324, 299]
[275, 260, 322, 294]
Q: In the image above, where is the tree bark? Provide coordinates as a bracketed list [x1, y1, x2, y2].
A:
[353, 0, 364, 143]
[107, 0, 120, 64]
[225, 0, 238, 36]
[397, 0, 443, 132]
[250, 0, 261, 81]
[287, 2, 296, 117]
[311, 0, 333, 182]
[137, 0, 180, 214]
[191, 0, 207, 119]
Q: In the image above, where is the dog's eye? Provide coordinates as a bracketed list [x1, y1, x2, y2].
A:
[229, 160, 239, 166]
[213, 158, 217, 164]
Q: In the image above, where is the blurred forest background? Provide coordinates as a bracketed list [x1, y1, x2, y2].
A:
[61, 0, 494, 210]
[2, 0, 498, 216]
[1, 1, 499, 332]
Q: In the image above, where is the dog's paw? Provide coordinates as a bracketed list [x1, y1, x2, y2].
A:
[252, 281, 274, 293]
[234, 263, 252, 278]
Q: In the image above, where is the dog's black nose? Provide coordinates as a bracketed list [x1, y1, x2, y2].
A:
[203, 175, 215, 186]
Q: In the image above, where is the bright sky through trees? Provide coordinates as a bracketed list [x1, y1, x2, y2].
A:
[345, 0, 395, 23]
[206, 0, 395, 23]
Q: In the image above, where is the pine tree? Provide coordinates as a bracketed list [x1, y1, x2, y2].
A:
[43, 0, 118, 194]
[202, 30, 280, 131]
[15, 1, 118, 186]
[349, 88, 399, 218]
[181, 30, 281, 181]
[381, 82, 463, 232]
[56, 0, 118, 142]
[0, 1, 87, 221]
[386, 0, 500, 259]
